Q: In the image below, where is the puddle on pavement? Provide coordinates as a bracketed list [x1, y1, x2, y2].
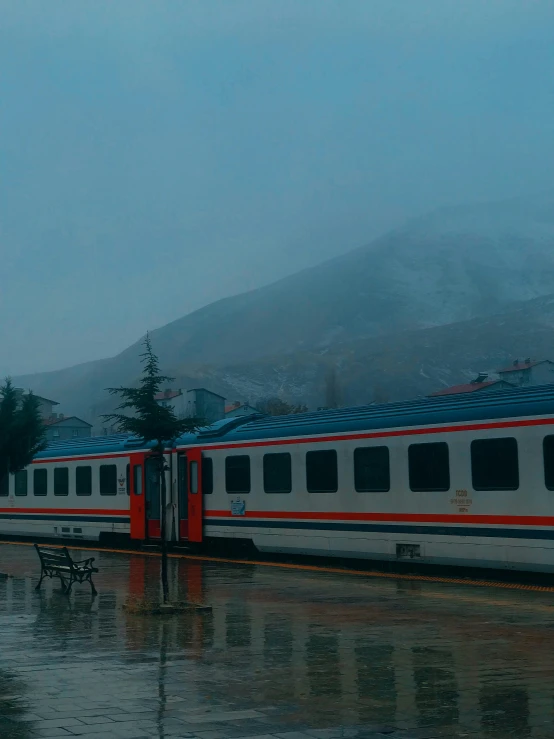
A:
[1, 544, 554, 737]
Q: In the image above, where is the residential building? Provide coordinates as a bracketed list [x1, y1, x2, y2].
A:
[430, 359, 554, 397]
[44, 415, 92, 442]
[13, 388, 93, 441]
[497, 359, 554, 387]
[224, 401, 259, 418]
[155, 388, 225, 424]
[14, 389, 59, 420]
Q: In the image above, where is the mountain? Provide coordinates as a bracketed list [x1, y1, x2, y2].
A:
[201, 292, 554, 408]
[14, 196, 554, 425]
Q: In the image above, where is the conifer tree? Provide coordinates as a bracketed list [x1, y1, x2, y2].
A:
[0, 379, 46, 489]
[255, 397, 308, 416]
[103, 334, 202, 603]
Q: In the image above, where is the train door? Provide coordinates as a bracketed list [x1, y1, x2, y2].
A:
[145, 457, 161, 539]
[187, 447, 203, 543]
[129, 454, 146, 540]
[177, 453, 188, 540]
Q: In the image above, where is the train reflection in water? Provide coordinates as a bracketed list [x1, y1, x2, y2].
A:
[0, 549, 552, 738]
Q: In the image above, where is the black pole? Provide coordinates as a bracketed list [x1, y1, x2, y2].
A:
[159, 452, 169, 604]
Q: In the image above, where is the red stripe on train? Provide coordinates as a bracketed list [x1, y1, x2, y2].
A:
[204, 509, 554, 527]
[0, 508, 129, 515]
[191, 417, 554, 450]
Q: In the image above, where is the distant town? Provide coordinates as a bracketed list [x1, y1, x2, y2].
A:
[24, 357, 553, 443]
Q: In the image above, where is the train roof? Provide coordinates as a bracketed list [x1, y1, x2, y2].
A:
[35, 433, 147, 459]
[191, 382, 554, 445]
[35, 384, 554, 459]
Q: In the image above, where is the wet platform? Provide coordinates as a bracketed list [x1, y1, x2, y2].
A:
[1, 544, 554, 739]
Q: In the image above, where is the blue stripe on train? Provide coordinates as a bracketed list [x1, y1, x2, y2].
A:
[0, 513, 129, 523]
[205, 517, 554, 541]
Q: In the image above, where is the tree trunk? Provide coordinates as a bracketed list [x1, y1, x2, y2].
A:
[159, 454, 169, 604]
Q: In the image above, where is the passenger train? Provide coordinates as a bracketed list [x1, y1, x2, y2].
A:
[3, 384, 554, 573]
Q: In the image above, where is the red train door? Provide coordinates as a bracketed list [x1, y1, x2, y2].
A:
[187, 447, 203, 543]
[130, 453, 146, 540]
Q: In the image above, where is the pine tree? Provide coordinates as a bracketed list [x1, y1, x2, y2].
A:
[255, 397, 308, 416]
[103, 333, 202, 603]
[0, 379, 46, 489]
[324, 367, 342, 409]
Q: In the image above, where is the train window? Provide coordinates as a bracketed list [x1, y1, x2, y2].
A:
[133, 465, 143, 495]
[354, 446, 390, 492]
[471, 438, 519, 490]
[203, 458, 213, 494]
[76, 466, 92, 496]
[263, 453, 292, 493]
[543, 436, 554, 490]
[54, 467, 69, 496]
[100, 464, 117, 496]
[306, 450, 338, 493]
[225, 455, 251, 494]
[190, 461, 198, 494]
[34, 468, 48, 496]
[14, 470, 28, 496]
[0, 474, 8, 497]
[409, 442, 450, 492]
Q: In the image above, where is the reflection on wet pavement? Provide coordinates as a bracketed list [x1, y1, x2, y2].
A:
[1, 544, 554, 738]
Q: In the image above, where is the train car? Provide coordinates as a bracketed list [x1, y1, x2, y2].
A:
[4, 384, 554, 573]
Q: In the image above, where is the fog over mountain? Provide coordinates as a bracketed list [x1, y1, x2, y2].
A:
[2, 1, 554, 377]
[14, 197, 554, 425]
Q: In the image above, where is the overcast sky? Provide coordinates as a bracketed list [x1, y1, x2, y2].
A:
[1, 0, 554, 377]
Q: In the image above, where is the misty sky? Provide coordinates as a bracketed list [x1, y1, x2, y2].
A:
[2, 1, 554, 377]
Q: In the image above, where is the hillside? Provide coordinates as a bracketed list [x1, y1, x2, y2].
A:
[200, 293, 554, 408]
[13, 197, 554, 425]
[117, 196, 554, 367]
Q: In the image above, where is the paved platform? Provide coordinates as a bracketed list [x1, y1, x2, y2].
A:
[1, 544, 554, 739]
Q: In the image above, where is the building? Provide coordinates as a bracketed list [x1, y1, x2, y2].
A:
[43, 415, 92, 442]
[497, 359, 554, 387]
[155, 388, 225, 424]
[429, 376, 515, 397]
[224, 401, 259, 418]
[13, 388, 93, 441]
[430, 359, 554, 397]
[14, 389, 59, 420]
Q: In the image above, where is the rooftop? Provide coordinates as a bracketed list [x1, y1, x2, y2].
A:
[43, 415, 92, 427]
[154, 389, 182, 401]
[498, 359, 551, 373]
[430, 380, 506, 397]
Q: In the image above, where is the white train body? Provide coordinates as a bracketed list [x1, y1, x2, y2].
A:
[3, 384, 554, 573]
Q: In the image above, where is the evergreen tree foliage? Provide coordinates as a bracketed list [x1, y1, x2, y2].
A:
[256, 397, 308, 416]
[103, 333, 202, 603]
[324, 366, 342, 409]
[103, 334, 201, 446]
[0, 379, 46, 484]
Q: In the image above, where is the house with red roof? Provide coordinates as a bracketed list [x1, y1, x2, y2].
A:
[224, 401, 259, 418]
[497, 358, 554, 387]
[430, 359, 554, 397]
[429, 375, 515, 397]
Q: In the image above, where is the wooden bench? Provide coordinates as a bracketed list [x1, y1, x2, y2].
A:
[35, 545, 98, 596]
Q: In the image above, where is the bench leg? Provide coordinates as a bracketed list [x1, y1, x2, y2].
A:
[89, 576, 98, 597]
[35, 573, 44, 591]
[57, 574, 68, 593]
[65, 576, 74, 596]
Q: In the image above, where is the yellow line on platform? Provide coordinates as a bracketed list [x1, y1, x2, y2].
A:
[2, 539, 554, 594]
